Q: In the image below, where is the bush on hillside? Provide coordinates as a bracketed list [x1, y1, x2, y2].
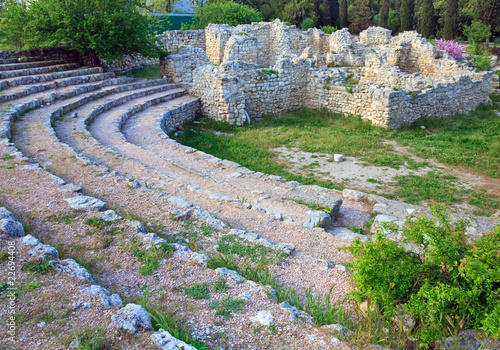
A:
[347, 205, 500, 345]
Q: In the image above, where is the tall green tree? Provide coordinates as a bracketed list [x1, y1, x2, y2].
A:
[400, 0, 414, 31]
[330, 0, 340, 25]
[349, 0, 373, 34]
[443, 0, 458, 39]
[473, 0, 500, 35]
[282, 0, 317, 26]
[0, 0, 163, 65]
[378, 0, 389, 28]
[322, 0, 332, 25]
[339, 0, 348, 28]
[420, 0, 434, 37]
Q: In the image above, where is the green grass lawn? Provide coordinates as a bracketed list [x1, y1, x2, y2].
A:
[176, 97, 500, 215]
[120, 64, 162, 78]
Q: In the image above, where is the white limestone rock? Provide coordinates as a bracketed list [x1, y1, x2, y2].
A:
[109, 304, 153, 334]
[250, 311, 274, 326]
[215, 267, 245, 285]
[21, 234, 40, 247]
[280, 301, 314, 323]
[28, 243, 59, 259]
[50, 259, 94, 283]
[151, 329, 197, 350]
[100, 210, 122, 222]
[64, 196, 106, 211]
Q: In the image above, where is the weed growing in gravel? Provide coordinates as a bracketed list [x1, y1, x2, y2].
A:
[0, 251, 9, 263]
[26, 280, 41, 291]
[217, 235, 288, 264]
[133, 243, 175, 275]
[68, 327, 108, 350]
[141, 286, 208, 349]
[184, 283, 211, 300]
[210, 296, 246, 319]
[46, 212, 79, 225]
[85, 217, 112, 229]
[213, 277, 229, 292]
[0, 154, 13, 161]
[22, 259, 53, 274]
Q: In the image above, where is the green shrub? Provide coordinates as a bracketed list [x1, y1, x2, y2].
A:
[22, 259, 53, 274]
[346, 206, 500, 345]
[261, 69, 278, 76]
[301, 17, 315, 30]
[473, 55, 491, 71]
[210, 296, 246, 319]
[189, 1, 263, 30]
[320, 25, 337, 34]
[464, 21, 491, 46]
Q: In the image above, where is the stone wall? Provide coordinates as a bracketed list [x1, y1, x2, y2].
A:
[159, 30, 207, 52]
[164, 47, 210, 83]
[159, 98, 201, 133]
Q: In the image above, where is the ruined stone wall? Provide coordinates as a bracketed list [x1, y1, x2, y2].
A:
[359, 27, 391, 46]
[164, 47, 210, 83]
[159, 30, 206, 52]
[159, 98, 201, 133]
[223, 35, 259, 64]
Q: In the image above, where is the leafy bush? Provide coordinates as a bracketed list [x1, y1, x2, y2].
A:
[320, 25, 337, 34]
[473, 54, 491, 71]
[189, 1, 263, 30]
[464, 21, 491, 46]
[347, 206, 500, 345]
[301, 17, 315, 30]
[436, 39, 466, 60]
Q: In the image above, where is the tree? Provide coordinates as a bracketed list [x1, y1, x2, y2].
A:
[442, 0, 458, 39]
[378, 0, 389, 28]
[339, 0, 348, 28]
[399, 0, 414, 31]
[282, 0, 317, 26]
[190, 1, 263, 29]
[348, 0, 372, 34]
[322, 0, 332, 26]
[330, 0, 339, 26]
[420, 0, 434, 37]
[0, 0, 162, 66]
[472, 0, 500, 36]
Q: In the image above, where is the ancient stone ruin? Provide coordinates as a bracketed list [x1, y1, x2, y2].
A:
[160, 20, 494, 129]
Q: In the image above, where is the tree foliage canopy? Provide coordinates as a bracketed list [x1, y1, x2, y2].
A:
[0, 0, 164, 65]
[189, 1, 263, 29]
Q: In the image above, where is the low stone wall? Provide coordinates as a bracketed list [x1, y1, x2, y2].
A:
[101, 55, 159, 73]
[159, 98, 201, 133]
[0, 47, 82, 64]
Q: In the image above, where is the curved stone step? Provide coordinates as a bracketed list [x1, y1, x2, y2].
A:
[0, 62, 80, 79]
[0, 72, 116, 103]
[0, 60, 66, 72]
[0, 67, 102, 90]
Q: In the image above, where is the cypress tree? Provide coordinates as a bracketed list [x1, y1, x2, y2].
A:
[420, 0, 434, 37]
[400, 0, 414, 31]
[443, 0, 458, 39]
[378, 0, 389, 28]
[323, 0, 332, 26]
[339, 0, 348, 28]
[331, 0, 340, 26]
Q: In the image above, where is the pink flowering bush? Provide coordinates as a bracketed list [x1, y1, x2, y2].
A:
[436, 39, 466, 61]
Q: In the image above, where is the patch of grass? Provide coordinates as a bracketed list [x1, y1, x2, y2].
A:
[0, 251, 9, 263]
[84, 217, 112, 230]
[46, 212, 78, 225]
[217, 235, 287, 264]
[70, 327, 109, 350]
[213, 277, 229, 293]
[1, 153, 13, 161]
[141, 286, 207, 349]
[261, 69, 278, 76]
[184, 283, 210, 300]
[133, 243, 175, 275]
[25, 280, 41, 291]
[210, 296, 246, 319]
[121, 64, 162, 78]
[22, 259, 53, 274]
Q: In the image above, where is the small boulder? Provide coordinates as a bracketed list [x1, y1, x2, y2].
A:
[50, 259, 94, 283]
[280, 301, 314, 323]
[28, 243, 59, 259]
[21, 234, 40, 247]
[151, 329, 197, 350]
[100, 210, 122, 222]
[342, 189, 366, 201]
[64, 196, 106, 211]
[329, 227, 370, 242]
[334, 154, 344, 162]
[215, 268, 245, 285]
[127, 220, 147, 234]
[108, 304, 153, 334]
[0, 217, 24, 237]
[251, 311, 274, 326]
[323, 323, 355, 337]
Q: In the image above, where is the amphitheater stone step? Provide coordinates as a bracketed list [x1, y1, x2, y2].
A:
[0, 60, 66, 72]
[0, 62, 80, 79]
[0, 67, 102, 89]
